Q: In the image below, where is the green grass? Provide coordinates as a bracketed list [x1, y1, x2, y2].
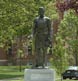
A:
[0, 66, 78, 81]
[3, 77, 24, 81]
[56, 77, 78, 81]
[7, 78, 78, 81]
[0, 72, 23, 79]
[0, 66, 25, 79]
[57, 79, 78, 81]
[9, 80, 24, 81]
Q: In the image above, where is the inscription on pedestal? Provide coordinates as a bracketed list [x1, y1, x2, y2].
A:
[24, 69, 55, 81]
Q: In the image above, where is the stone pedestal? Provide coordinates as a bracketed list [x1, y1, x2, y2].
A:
[24, 69, 55, 81]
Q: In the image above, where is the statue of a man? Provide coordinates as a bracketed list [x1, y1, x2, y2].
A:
[33, 7, 52, 68]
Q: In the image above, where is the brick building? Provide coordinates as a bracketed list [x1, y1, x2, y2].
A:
[0, 47, 7, 65]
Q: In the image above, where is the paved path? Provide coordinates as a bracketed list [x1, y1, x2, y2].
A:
[0, 77, 22, 81]
[56, 78, 61, 81]
[0, 77, 61, 81]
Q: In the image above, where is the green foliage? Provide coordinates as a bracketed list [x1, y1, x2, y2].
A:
[52, 35, 68, 74]
[0, 0, 78, 74]
[61, 10, 78, 55]
[0, 0, 37, 46]
[46, 1, 68, 74]
[0, 0, 53, 46]
[52, 10, 78, 74]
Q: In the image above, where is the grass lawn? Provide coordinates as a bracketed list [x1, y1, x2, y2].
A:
[0, 66, 78, 81]
[9, 80, 24, 81]
[0, 66, 25, 79]
[57, 79, 78, 81]
[8, 78, 78, 81]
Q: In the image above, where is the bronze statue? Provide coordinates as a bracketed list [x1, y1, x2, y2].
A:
[33, 7, 52, 68]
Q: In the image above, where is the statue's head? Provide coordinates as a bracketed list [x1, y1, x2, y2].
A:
[38, 7, 45, 18]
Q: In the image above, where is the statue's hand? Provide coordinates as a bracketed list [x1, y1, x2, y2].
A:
[45, 37, 52, 47]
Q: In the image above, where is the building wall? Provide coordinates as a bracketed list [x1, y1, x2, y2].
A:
[0, 48, 7, 59]
[0, 47, 8, 65]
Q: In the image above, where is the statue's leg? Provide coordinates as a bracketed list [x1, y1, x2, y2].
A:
[35, 46, 45, 68]
[33, 43, 42, 68]
[35, 47, 40, 67]
[32, 40, 40, 68]
[42, 46, 47, 68]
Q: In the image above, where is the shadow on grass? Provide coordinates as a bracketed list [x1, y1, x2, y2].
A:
[0, 66, 27, 79]
[0, 66, 27, 72]
[0, 74, 23, 79]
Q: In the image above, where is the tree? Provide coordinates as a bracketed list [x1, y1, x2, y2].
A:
[46, 1, 78, 74]
[0, 0, 37, 47]
[52, 10, 78, 74]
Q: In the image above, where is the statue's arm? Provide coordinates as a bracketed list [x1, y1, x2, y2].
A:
[47, 18, 53, 47]
[47, 19, 53, 55]
[47, 18, 52, 40]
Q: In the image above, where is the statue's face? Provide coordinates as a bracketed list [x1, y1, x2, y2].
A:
[38, 7, 45, 17]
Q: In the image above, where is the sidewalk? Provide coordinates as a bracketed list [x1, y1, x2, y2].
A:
[0, 77, 61, 81]
[0, 77, 23, 81]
